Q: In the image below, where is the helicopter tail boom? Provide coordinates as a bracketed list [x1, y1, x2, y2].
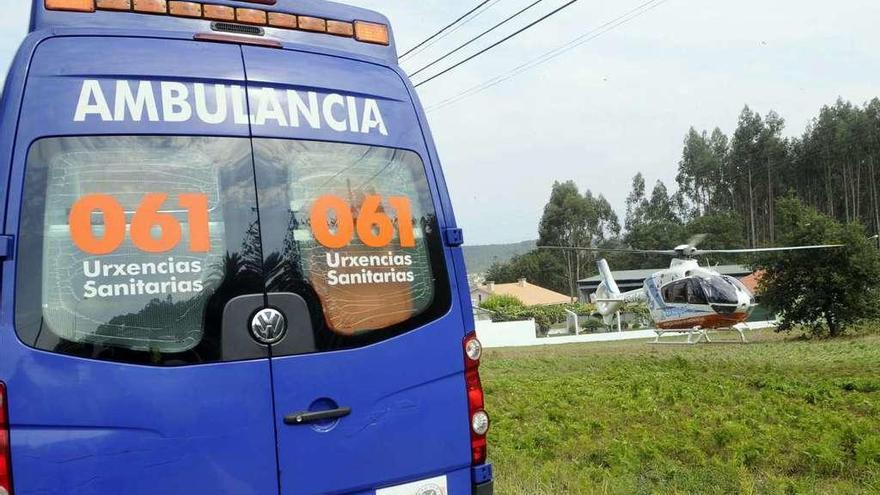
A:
[597, 258, 620, 295]
[593, 259, 624, 324]
[591, 259, 647, 324]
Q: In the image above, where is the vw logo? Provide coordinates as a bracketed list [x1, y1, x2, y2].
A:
[250, 308, 287, 345]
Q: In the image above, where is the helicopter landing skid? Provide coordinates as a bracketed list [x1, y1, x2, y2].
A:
[651, 326, 748, 345]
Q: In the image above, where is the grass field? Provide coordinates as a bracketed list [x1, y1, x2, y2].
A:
[481, 330, 880, 494]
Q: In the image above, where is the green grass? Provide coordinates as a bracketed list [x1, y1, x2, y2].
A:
[481, 330, 880, 494]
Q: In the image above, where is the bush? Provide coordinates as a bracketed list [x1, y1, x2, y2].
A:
[479, 294, 524, 313]
[581, 317, 605, 332]
[481, 299, 597, 335]
[621, 302, 651, 327]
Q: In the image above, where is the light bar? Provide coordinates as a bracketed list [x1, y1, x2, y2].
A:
[268, 12, 296, 29]
[203, 4, 233, 21]
[46, 0, 95, 11]
[236, 8, 267, 25]
[298, 16, 326, 33]
[96, 0, 130, 10]
[354, 21, 389, 46]
[169, 1, 201, 17]
[327, 20, 354, 38]
[133, 0, 167, 14]
[45, 0, 390, 46]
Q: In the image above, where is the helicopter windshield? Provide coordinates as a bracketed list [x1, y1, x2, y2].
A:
[724, 275, 750, 293]
[698, 276, 740, 305]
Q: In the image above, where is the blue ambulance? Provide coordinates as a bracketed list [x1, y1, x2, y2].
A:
[0, 1, 493, 494]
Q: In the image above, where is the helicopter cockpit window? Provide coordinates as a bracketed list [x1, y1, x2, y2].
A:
[686, 279, 708, 305]
[662, 278, 708, 305]
[724, 276, 750, 293]
[661, 280, 687, 304]
[698, 277, 739, 305]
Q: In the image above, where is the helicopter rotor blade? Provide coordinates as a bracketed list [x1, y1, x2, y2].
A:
[687, 233, 708, 248]
[692, 244, 844, 255]
[538, 246, 677, 255]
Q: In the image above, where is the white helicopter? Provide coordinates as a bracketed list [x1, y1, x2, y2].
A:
[542, 239, 842, 344]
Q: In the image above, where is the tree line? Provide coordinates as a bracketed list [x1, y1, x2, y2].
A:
[678, 99, 880, 248]
[486, 97, 880, 298]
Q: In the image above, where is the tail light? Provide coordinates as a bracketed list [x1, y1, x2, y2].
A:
[0, 383, 12, 495]
[463, 332, 488, 465]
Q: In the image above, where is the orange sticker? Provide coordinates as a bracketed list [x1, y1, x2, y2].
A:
[356, 195, 395, 248]
[70, 193, 211, 255]
[130, 193, 182, 253]
[310, 195, 356, 249]
[69, 194, 127, 255]
[310, 194, 417, 249]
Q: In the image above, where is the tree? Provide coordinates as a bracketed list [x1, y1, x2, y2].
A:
[677, 127, 729, 216]
[753, 195, 880, 337]
[484, 249, 568, 295]
[664, 98, 880, 257]
[685, 212, 747, 265]
[621, 178, 686, 268]
[624, 173, 647, 232]
[728, 106, 791, 248]
[538, 181, 620, 297]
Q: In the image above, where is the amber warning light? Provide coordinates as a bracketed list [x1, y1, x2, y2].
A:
[44, 0, 390, 46]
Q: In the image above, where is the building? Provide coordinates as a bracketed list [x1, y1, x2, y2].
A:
[472, 278, 573, 306]
[737, 271, 763, 293]
[577, 265, 754, 302]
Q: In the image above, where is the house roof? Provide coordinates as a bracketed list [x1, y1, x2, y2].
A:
[473, 279, 572, 306]
[738, 270, 764, 292]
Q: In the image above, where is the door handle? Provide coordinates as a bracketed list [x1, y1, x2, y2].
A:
[284, 407, 351, 425]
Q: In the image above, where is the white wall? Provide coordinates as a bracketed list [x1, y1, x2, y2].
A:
[475, 319, 778, 348]
[475, 319, 659, 348]
[475, 320, 538, 348]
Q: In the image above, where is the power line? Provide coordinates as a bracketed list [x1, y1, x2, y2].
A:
[409, 0, 547, 79]
[399, 0, 493, 59]
[424, 0, 669, 112]
[403, 0, 508, 62]
[413, 0, 584, 88]
[426, 0, 667, 111]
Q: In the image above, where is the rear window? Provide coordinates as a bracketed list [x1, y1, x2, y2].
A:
[253, 139, 450, 352]
[15, 136, 264, 365]
[15, 136, 450, 365]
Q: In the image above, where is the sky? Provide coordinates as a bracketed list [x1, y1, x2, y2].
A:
[2, 1, 879, 245]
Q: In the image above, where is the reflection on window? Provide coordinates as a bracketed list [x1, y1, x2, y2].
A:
[699, 277, 740, 305]
[662, 278, 708, 305]
[254, 140, 445, 337]
[18, 136, 256, 361]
